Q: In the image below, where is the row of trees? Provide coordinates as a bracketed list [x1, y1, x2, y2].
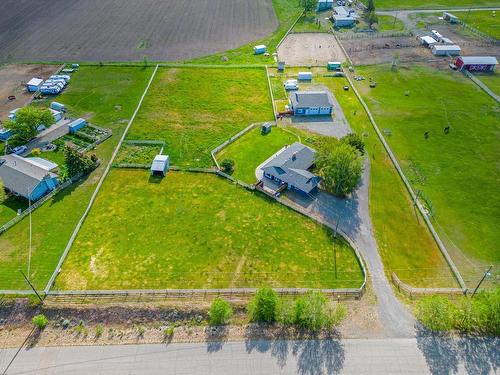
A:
[209, 288, 347, 332]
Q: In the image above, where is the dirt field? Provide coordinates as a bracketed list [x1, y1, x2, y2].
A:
[278, 33, 345, 66]
[341, 25, 500, 66]
[0, 64, 59, 120]
[0, 0, 277, 62]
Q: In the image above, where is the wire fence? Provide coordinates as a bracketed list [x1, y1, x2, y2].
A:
[336, 30, 414, 40]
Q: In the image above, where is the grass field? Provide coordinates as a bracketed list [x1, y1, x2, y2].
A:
[362, 0, 500, 9]
[461, 10, 500, 39]
[127, 67, 274, 168]
[375, 15, 406, 32]
[188, 0, 303, 64]
[477, 73, 500, 95]
[269, 67, 456, 287]
[216, 126, 299, 183]
[0, 66, 153, 290]
[292, 12, 332, 33]
[55, 169, 364, 290]
[355, 64, 500, 280]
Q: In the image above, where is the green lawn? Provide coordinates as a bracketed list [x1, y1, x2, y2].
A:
[187, 0, 303, 65]
[461, 10, 500, 39]
[55, 169, 364, 290]
[216, 126, 299, 183]
[355, 64, 500, 281]
[0, 66, 153, 290]
[375, 15, 406, 32]
[476, 73, 500, 95]
[269, 67, 456, 287]
[292, 12, 332, 33]
[127, 67, 274, 168]
[114, 143, 163, 165]
[362, 0, 500, 9]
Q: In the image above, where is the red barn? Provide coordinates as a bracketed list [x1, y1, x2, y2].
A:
[455, 56, 498, 72]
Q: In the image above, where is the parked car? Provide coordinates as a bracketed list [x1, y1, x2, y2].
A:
[11, 145, 27, 155]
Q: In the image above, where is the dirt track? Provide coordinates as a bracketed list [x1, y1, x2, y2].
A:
[0, 0, 277, 62]
[278, 33, 345, 66]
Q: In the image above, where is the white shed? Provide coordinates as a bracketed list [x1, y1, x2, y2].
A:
[151, 155, 170, 176]
[26, 78, 44, 92]
[432, 44, 461, 56]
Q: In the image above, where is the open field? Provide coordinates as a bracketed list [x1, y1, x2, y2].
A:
[127, 67, 274, 168]
[216, 126, 299, 183]
[55, 169, 364, 290]
[269, 67, 456, 287]
[355, 64, 500, 280]
[362, 0, 500, 10]
[292, 12, 332, 33]
[375, 15, 406, 32]
[477, 72, 500, 95]
[0, 66, 153, 290]
[0, 0, 277, 63]
[460, 10, 500, 39]
[187, 0, 303, 65]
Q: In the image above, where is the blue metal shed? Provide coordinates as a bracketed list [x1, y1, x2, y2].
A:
[254, 45, 267, 55]
[50, 102, 66, 112]
[68, 118, 87, 133]
[151, 155, 170, 176]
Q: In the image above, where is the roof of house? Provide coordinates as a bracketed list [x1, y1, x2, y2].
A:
[0, 154, 57, 197]
[433, 44, 461, 51]
[26, 78, 43, 86]
[289, 91, 333, 108]
[458, 56, 498, 65]
[151, 154, 169, 171]
[262, 142, 320, 193]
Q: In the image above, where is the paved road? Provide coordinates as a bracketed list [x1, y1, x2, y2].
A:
[2, 336, 498, 375]
[284, 159, 415, 337]
[21, 119, 71, 156]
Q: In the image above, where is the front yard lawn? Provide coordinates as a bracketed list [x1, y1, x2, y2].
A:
[55, 169, 364, 290]
[216, 126, 299, 184]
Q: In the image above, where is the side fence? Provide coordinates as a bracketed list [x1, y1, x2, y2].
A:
[335, 30, 413, 40]
[464, 71, 500, 103]
[335, 39, 466, 290]
[391, 272, 465, 299]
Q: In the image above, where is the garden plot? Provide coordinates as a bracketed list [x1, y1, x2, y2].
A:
[127, 67, 274, 168]
[114, 141, 164, 167]
[278, 33, 345, 66]
[0, 0, 278, 62]
[55, 169, 364, 290]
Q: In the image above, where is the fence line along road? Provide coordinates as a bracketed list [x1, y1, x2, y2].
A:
[391, 273, 465, 299]
[335, 41, 467, 290]
[43, 65, 160, 295]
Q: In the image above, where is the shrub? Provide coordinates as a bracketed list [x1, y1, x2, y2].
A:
[62, 319, 71, 329]
[209, 298, 233, 325]
[137, 326, 146, 337]
[248, 288, 279, 323]
[163, 326, 174, 339]
[74, 320, 88, 336]
[416, 295, 457, 332]
[277, 299, 295, 325]
[294, 291, 327, 332]
[95, 324, 103, 338]
[220, 159, 235, 174]
[341, 133, 365, 155]
[324, 303, 347, 329]
[31, 148, 41, 156]
[0, 179, 5, 204]
[32, 314, 48, 330]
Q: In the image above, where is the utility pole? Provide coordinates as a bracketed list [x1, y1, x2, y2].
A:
[20, 270, 44, 304]
[470, 265, 493, 298]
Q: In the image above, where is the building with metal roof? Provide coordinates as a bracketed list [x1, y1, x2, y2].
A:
[151, 154, 170, 177]
[0, 154, 59, 200]
[26, 78, 44, 92]
[455, 56, 498, 72]
[289, 91, 334, 116]
[432, 44, 461, 56]
[261, 142, 321, 194]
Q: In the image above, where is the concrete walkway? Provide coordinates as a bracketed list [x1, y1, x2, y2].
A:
[282, 159, 415, 337]
[2, 336, 498, 374]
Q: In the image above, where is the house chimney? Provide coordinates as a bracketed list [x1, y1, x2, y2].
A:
[292, 152, 297, 161]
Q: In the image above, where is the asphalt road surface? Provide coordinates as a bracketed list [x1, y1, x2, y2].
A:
[1, 335, 498, 375]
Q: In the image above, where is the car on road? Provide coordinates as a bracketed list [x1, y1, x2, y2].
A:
[11, 145, 27, 155]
